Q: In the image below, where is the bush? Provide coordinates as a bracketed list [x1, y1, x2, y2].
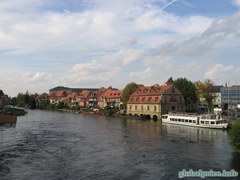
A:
[103, 106, 119, 116]
[229, 120, 240, 152]
[4, 107, 26, 116]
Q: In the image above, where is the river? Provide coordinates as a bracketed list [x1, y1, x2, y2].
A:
[0, 109, 239, 180]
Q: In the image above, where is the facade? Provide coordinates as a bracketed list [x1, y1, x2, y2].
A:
[127, 78, 186, 120]
[49, 91, 67, 104]
[211, 86, 223, 107]
[221, 85, 240, 109]
[98, 88, 123, 108]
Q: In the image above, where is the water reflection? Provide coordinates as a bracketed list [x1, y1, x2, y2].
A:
[0, 110, 239, 179]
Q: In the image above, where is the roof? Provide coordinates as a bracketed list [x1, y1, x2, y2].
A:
[101, 89, 123, 98]
[231, 85, 240, 88]
[55, 91, 66, 97]
[78, 90, 91, 98]
[130, 84, 172, 97]
[67, 92, 78, 99]
[128, 95, 163, 104]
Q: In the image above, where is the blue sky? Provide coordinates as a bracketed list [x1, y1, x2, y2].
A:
[0, 0, 240, 96]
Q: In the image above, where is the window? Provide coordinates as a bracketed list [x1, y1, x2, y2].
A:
[129, 105, 131, 110]
[136, 98, 139, 102]
[141, 106, 143, 110]
[148, 97, 152, 102]
[155, 97, 159, 102]
[178, 119, 181, 122]
[131, 98, 134, 101]
[182, 119, 184, 122]
[185, 120, 189, 123]
[211, 121, 215, 124]
[154, 106, 157, 111]
[142, 97, 145, 102]
[205, 121, 209, 124]
[189, 120, 192, 123]
[200, 121, 204, 124]
[135, 105, 137, 110]
[147, 106, 149, 110]
[193, 120, 196, 123]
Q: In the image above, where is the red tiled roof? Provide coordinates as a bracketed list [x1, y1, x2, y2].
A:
[54, 91, 66, 97]
[128, 84, 172, 104]
[130, 84, 171, 97]
[231, 85, 240, 88]
[67, 92, 78, 99]
[101, 89, 122, 98]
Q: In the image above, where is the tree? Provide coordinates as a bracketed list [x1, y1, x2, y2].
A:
[229, 120, 240, 152]
[173, 78, 198, 109]
[29, 96, 36, 109]
[195, 79, 216, 113]
[121, 82, 138, 107]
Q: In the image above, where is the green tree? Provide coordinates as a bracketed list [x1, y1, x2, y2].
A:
[29, 96, 36, 109]
[173, 78, 198, 110]
[121, 82, 138, 108]
[16, 93, 25, 107]
[229, 120, 240, 152]
[195, 79, 216, 113]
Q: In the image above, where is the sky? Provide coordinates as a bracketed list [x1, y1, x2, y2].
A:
[0, 0, 240, 96]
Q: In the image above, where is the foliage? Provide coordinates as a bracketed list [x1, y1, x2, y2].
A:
[195, 79, 216, 113]
[121, 82, 138, 107]
[173, 77, 198, 105]
[71, 104, 80, 111]
[15, 91, 37, 109]
[103, 106, 119, 116]
[37, 99, 50, 109]
[4, 107, 26, 116]
[229, 120, 240, 152]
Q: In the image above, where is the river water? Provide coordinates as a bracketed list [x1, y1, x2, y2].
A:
[0, 109, 239, 180]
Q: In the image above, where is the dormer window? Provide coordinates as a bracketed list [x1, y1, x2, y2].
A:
[142, 97, 145, 102]
[148, 97, 152, 102]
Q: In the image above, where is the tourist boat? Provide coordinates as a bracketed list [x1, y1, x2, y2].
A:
[161, 113, 228, 129]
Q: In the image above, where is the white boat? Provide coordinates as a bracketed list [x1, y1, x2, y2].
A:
[161, 113, 228, 130]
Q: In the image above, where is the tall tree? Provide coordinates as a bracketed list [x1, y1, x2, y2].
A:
[121, 82, 138, 107]
[173, 78, 198, 111]
[195, 79, 216, 113]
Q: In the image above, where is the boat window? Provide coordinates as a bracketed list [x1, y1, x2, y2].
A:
[211, 121, 215, 124]
[189, 120, 192, 123]
[216, 121, 220, 124]
[170, 118, 173, 121]
[185, 120, 189, 123]
[162, 116, 168, 119]
[205, 121, 209, 124]
[200, 121, 204, 124]
[182, 119, 184, 122]
[193, 120, 196, 123]
[178, 119, 181, 122]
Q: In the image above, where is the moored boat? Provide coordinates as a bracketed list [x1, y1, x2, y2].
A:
[0, 114, 17, 124]
[162, 113, 228, 130]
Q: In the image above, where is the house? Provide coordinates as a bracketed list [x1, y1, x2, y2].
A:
[127, 78, 186, 120]
[98, 88, 123, 108]
[76, 90, 92, 108]
[66, 92, 79, 106]
[36, 93, 49, 104]
[49, 91, 67, 104]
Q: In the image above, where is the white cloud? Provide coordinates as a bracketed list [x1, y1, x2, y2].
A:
[205, 64, 240, 83]
[233, 0, 240, 8]
[23, 72, 52, 83]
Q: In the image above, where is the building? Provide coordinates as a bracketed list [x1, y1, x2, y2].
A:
[127, 78, 186, 120]
[49, 91, 67, 104]
[221, 85, 240, 111]
[98, 88, 123, 108]
[211, 86, 223, 107]
[49, 86, 98, 94]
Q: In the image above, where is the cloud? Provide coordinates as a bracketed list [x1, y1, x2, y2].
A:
[23, 72, 52, 83]
[233, 0, 240, 8]
[205, 64, 240, 83]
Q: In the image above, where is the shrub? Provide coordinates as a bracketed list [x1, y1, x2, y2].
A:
[229, 120, 240, 152]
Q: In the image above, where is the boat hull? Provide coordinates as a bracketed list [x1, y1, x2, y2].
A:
[0, 115, 17, 124]
[162, 120, 228, 130]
